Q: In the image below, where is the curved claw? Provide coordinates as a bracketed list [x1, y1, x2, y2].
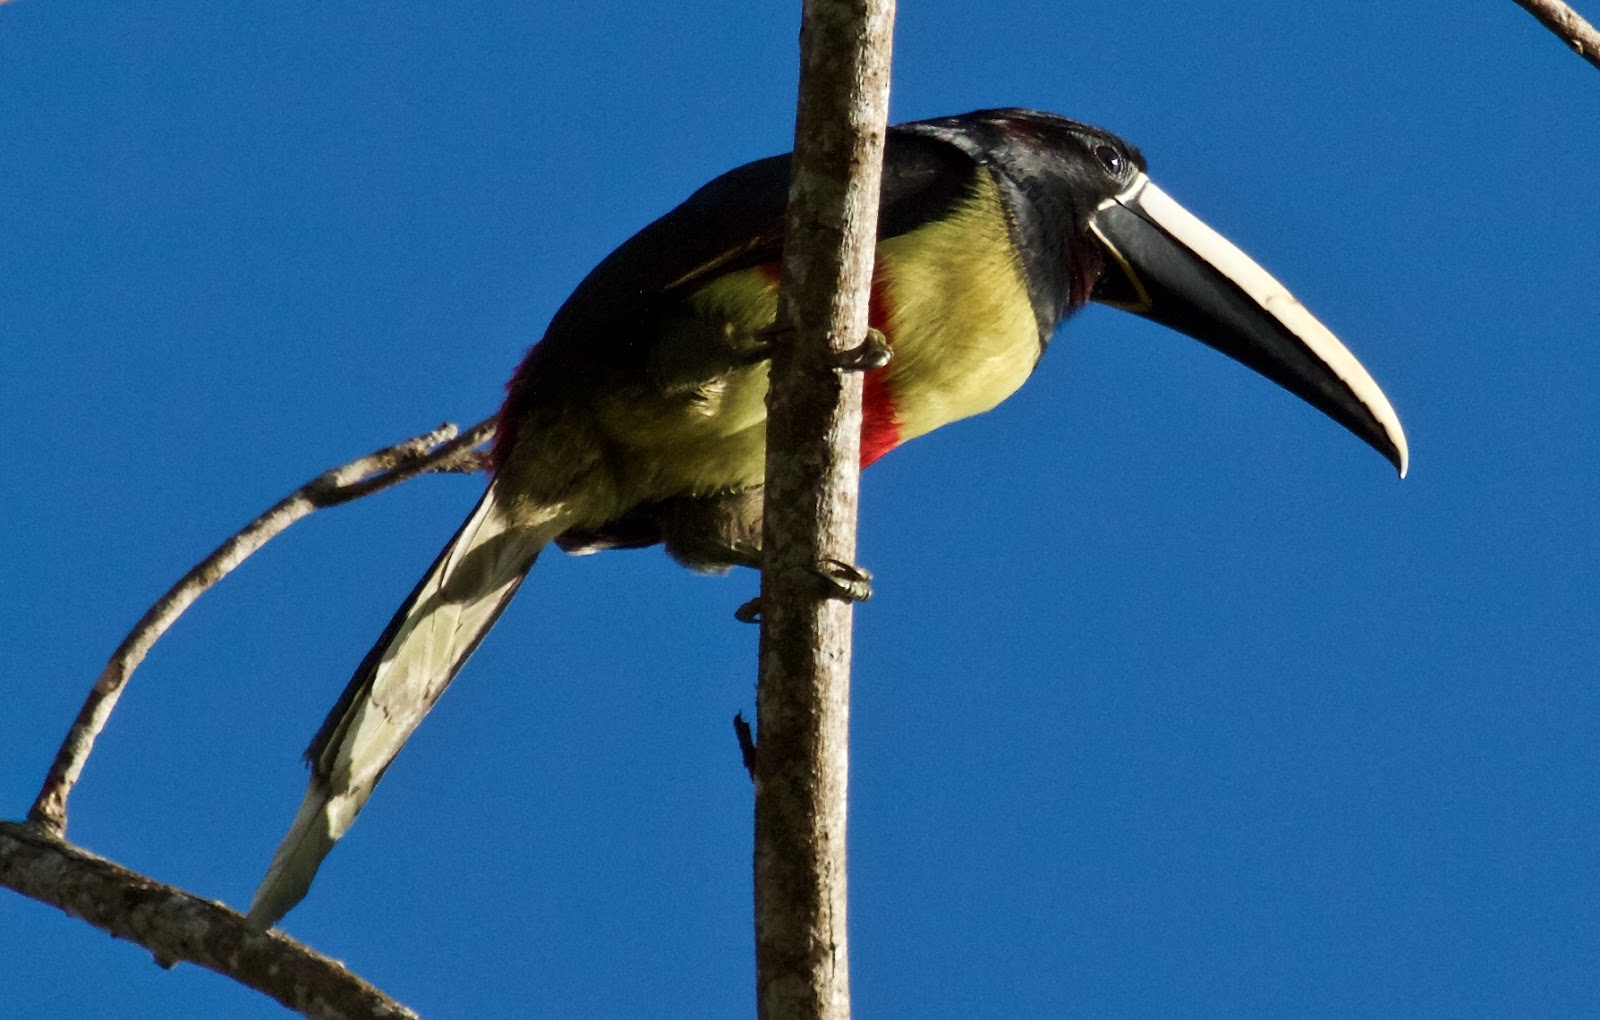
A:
[751, 325, 891, 373]
[733, 558, 872, 622]
[834, 328, 892, 372]
[810, 558, 873, 603]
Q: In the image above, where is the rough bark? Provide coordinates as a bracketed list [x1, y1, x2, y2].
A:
[1509, 0, 1600, 70]
[0, 821, 418, 1020]
[752, 1, 895, 1019]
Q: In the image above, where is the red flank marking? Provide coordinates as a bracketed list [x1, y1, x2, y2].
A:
[860, 267, 900, 467]
[760, 259, 901, 467]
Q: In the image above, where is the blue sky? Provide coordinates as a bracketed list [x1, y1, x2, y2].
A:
[3, 2, 1598, 1016]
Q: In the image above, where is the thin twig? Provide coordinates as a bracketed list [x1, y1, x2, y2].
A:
[28, 418, 497, 834]
[1510, 0, 1600, 69]
[753, 0, 895, 1017]
[733, 713, 758, 780]
[0, 821, 417, 1020]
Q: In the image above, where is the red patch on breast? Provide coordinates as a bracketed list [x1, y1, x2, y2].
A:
[746, 261, 902, 469]
[859, 370, 899, 468]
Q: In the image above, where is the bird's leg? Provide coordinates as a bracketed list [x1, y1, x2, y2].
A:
[745, 322, 790, 364]
[648, 316, 776, 395]
[663, 490, 764, 574]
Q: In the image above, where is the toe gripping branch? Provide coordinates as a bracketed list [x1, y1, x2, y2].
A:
[834, 327, 892, 371]
[734, 559, 872, 624]
[754, 325, 892, 372]
[810, 557, 873, 602]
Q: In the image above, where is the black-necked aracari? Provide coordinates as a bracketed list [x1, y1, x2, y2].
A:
[246, 108, 1407, 929]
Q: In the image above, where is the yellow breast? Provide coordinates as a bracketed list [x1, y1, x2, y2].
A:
[874, 170, 1043, 445]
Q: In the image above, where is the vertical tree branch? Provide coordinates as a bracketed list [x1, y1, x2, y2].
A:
[754, 1, 894, 1018]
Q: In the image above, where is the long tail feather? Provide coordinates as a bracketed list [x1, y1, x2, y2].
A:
[247, 485, 568, 930]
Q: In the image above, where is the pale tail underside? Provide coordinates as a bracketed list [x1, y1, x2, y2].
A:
[246, 485, 569, 930]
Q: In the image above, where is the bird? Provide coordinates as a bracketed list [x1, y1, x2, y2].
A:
[245, 108, 1408, 930]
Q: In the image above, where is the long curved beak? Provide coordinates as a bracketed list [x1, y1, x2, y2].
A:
[1090, 174, 1408, 477]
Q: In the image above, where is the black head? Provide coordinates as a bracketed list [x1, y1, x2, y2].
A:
[904, 108, 1146, 193]
[898, 109, 1149, 328]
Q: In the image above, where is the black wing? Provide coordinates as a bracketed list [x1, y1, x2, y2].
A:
[539, 128, 983, 353]
[495, 127, 984, 453]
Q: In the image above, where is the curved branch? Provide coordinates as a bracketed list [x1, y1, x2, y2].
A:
[28, 418, 497, 834]
[1510, 0, 1600, 70]
[0, 821, 417, 1020]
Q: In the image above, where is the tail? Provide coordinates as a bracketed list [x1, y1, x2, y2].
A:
[246, 484, 569, 930]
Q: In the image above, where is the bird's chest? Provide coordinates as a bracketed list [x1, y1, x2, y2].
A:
[863, 181, 1043, 463]
[591, 174, 1043, 484]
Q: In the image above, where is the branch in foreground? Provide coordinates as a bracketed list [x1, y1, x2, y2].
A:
[1511, 0, 1600, 70]
[0, 821, 417, 1020]
[28, 418, 496, 835]
[753, 0, 895, 1017]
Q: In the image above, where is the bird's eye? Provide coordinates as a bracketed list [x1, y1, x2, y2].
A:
[1095, 145, 1123, 174]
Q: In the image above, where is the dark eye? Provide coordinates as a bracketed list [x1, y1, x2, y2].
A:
[1095, 144, 1123, 174]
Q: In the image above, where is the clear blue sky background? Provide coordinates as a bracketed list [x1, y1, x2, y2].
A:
[3, 2, 1597, 1016]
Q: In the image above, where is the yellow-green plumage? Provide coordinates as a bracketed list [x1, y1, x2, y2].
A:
[512, 167, 1044, 513]
[873, 170, 1041, 448]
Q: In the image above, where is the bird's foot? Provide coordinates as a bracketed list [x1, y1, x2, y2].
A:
[745, 323, 789, 363]
[731, 558, 872, 624]
[748, 325, 891, 372]
[834, 327, 892, 371]
[809, 558, 874, 603]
